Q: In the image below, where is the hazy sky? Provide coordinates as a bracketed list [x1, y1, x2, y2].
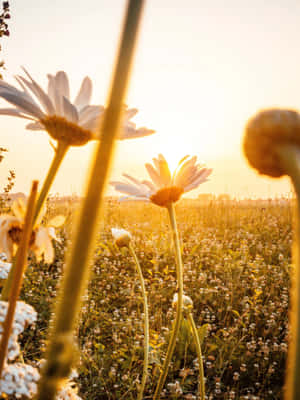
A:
[0, 0, 299, 198]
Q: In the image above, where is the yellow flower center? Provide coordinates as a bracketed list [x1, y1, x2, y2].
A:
[150, 186, 184, 207]
[41, 115, 94, 146]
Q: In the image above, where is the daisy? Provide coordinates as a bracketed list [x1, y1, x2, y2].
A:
[111, 154, 212, 207]
[0, 198, 64, 263]
[0, 68, 155, 146]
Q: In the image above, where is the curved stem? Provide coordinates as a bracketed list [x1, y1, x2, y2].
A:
[276, 145, 300, 400]
[129, 244, 149, 400]
[187, 311, 205, 400]
[153, 202, 183, 400]
[0, 142, 69, 301]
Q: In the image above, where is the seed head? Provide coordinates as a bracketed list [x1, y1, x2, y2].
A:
[243, 109, 300, 177]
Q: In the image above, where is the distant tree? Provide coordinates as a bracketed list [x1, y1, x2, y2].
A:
[0, 147, 16, 210]
[0, 1, 10, 79]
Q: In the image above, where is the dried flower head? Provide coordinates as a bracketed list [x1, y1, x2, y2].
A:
[0, 69, 155, 146]
[111, 154, 212, 207]
[111, 228, 132, 248]
[243, 108, 300, 177]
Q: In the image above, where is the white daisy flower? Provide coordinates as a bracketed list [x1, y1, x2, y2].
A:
[0, 198, 65, 263]
[111, 154, 212, 207]
[111, 228, 132, 248]
[0, 68, 155, 146]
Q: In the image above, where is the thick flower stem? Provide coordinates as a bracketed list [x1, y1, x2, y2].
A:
[129, 244, 149, 400]
[187, 311, 205, 400]
[0, 142, 68, 301]
[33, 141, 69, 224]
[153, 203, 183, 400]
[276, 145, 300, 400]
[36, 2, 145, 399]
[0, 181, 38, 377]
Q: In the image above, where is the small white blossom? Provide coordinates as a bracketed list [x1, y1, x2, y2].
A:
[0, 363, 40, 398]
[172, 293, 193, 310]
[0, 301, 37, 336]
[111, 228, 132, 248]
[0, 260, 12, 279]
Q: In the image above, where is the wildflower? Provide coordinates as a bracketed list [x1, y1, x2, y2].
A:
[0, 300, 37, 336]
[111, 227, 132, 248]
[111, 154, 212, 207]
[172, 293, 193, 310]
[0, 259, 11, 280]
[0, 363, 40, 398]
[0, 69, 155, 146]
[0, 199, 64, 262]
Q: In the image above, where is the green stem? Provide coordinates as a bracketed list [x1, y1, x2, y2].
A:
[153, 202, 183, 400]
[36, 2, 145, 399]
[33, 142, 69, 224]
[276, 145, 300, 400]
[129, 244, 149, 400]
[187, 311, 205, 400]
[0, 142, 69, 301]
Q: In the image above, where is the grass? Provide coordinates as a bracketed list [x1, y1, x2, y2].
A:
[16, 198, 291, 399]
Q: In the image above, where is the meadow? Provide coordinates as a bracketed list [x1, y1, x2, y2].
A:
[16, 198, 291, 400]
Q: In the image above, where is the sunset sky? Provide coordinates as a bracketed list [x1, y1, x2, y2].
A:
[0, 0, 299, 198]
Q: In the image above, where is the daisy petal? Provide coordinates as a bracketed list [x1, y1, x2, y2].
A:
[12, 199, 26, 220]
[112, 182, 149, 197]
[47, 74, 56, 106]
[55, 71, 70, 100]
[62, 96, 79, 123]
[184, 169, 212, 192]
[120, 126, 155, 140]
[26, 121, 44, 130]
[0, 90, 44, 119]
[0, 108, 36, 120]
[145, 163, 163, 188]
[79, 105, 104, 125]
[20, 68, 55, 115]
[74, 76, 92, 110]
[124, 108, 138, 120]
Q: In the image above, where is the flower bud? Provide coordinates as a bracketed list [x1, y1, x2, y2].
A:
[172, 293, 193, 310]
[243, 109, 300, 177]
[111, 228, 132, 248]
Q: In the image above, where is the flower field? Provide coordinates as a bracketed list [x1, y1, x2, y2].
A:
[17, 198, 291, 399]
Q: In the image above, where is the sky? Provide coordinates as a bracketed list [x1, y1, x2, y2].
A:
[0, 0, 300, 198]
